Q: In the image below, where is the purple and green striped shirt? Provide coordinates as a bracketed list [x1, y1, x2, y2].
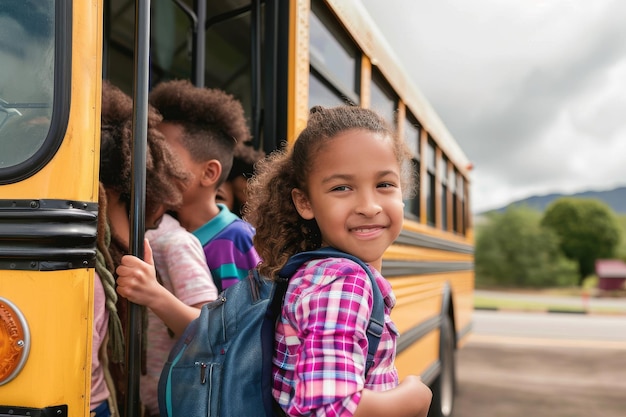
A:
[273, 257, 399, 417]
[192, 204, 261, 291]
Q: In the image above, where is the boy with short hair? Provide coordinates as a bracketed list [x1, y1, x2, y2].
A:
[149, 79, 261, 291]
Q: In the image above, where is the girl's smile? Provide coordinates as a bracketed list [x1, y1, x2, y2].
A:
[349, 224, 387, 239]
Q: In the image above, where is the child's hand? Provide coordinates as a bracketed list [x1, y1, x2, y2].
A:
[354, 374, 432, 417]
[115, 238, 161, 307]
[397, 375, 432, 417]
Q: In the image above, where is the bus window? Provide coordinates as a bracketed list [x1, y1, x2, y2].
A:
[0, 1, 56, 180]
[403, 117, 420, 220]
[457, 172, 466, 234]
[309, 0, 359, 107]
[370, 71, 396, 128]
[440, 154, 449, 231]
[450, 166, 458, 232]
[425, 138, 436, 226]
[309, 72, 351, 107]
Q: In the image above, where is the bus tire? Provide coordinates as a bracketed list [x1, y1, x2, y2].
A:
[428, 314, 456, 417]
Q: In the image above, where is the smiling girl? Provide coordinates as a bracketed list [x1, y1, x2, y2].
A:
[245, 105, 432, 417]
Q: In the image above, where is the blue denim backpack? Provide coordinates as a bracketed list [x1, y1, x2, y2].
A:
[157, 247, 385, 417]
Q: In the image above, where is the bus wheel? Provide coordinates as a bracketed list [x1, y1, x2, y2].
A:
[428, 314, 456, 417]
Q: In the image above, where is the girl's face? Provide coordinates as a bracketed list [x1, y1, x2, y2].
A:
[292, 128, 404, 271]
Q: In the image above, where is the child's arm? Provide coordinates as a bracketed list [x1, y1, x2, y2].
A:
[354, 375, 432, 417]
[115, 239, 201, 336]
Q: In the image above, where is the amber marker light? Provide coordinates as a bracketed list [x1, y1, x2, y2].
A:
[0, 297, 31, 385]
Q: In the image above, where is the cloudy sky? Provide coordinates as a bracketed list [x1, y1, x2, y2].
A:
[360, 0, 626, 213]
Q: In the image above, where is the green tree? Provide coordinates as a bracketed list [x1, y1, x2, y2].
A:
[541, 198, 621, 285]
[475, 205, 576, 287]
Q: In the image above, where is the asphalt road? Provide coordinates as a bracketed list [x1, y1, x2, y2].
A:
[451, 310, 626, 417]
[472, 309, 626, 342]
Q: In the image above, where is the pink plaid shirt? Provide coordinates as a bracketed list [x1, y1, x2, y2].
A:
[272, 257, 399, 417]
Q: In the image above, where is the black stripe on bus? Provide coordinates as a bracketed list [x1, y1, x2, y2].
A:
[397, 317, 473, 386]
[396, 229, 474, 254]
[382, 260, 474, 277]
[0, 199, 97, 271]
[397, 314, 441, 354]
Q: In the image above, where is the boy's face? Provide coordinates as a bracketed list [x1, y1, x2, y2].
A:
[216, 181, 234, 210]
[231, 175, 249, 206]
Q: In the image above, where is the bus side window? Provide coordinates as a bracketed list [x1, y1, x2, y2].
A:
[0, 2, 54, 171]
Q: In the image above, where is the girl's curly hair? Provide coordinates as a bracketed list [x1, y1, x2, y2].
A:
[244, 105, 415, 278]
[149, 79, 250, 186]
[99, 80, 188, 219]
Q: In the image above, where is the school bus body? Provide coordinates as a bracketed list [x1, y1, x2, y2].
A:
[0, 1, 102, 415]
[0, 1, 472, 416]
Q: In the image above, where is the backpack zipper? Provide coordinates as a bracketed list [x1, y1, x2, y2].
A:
[195, 361, 208, 384]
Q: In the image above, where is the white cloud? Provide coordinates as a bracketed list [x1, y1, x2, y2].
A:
[570, 57, 626, 139]
[360, 0, 626, 213]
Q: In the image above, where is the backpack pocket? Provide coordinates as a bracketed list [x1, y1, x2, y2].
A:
[161, 357, 222, 417]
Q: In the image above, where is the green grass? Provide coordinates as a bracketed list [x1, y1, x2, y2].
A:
[474, 293, 626, 315]
[474, 296, 586, 313]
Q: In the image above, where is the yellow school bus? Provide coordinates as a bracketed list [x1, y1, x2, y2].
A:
[0, 1, 473, 416]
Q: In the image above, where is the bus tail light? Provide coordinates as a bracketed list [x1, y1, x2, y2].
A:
[0, 297, 30, 385]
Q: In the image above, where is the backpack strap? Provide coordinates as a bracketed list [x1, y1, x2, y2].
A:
[260, 269, 289, 417]
[278, 247, 385, 374]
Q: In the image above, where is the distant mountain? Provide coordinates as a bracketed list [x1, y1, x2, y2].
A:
[480, 186, 626, 215]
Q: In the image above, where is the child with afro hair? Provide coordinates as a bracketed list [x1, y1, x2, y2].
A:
[149, 79, 261, 292]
